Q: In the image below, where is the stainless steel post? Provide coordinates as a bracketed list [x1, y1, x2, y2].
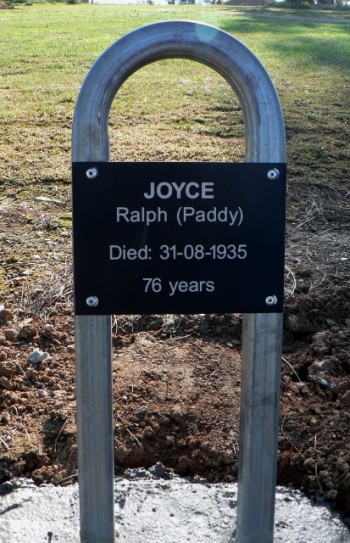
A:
[237, 314, 284, 543]
[73, 82, 114, 541]
[74, 315, 114, 543]
[72, 20, 285, 543]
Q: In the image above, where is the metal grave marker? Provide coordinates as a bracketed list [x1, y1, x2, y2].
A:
[72, 20, 286, 543]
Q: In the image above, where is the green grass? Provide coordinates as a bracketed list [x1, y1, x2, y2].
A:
[0, 4, 349, 189]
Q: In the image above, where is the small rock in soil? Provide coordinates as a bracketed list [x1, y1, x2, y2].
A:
[28, 349, 51, 364]
[0, 309, 14, 323]
[18, 325, 36, 341]
[0, 376, 13, 390]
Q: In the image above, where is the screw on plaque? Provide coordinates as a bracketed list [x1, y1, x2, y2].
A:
[86, 167, 98, 179]
[86, 296, 99, 307]
[265, 295, 278, 306]
[267, 168, 280, 180]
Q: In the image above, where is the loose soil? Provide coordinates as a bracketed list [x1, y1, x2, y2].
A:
[0, 176, 349, 529]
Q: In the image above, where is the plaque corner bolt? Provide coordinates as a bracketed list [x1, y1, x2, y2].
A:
[267, 168, 280, 180]
[86, 167, 98, 179]
[86, 296, 99, 307]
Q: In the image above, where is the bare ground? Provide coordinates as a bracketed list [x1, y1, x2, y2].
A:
[0, 172, 349, 529]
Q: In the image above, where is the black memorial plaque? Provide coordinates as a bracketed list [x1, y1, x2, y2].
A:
[72, 162, 286, 315]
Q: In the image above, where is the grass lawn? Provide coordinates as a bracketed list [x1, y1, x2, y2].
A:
[0, 4, 349, 190]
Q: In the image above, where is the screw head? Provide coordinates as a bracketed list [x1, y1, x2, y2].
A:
[267, 168, 280, 180]
[86, 168, 98, 179]
[265, 295, 278, 306]
[86, 296, 99, 307]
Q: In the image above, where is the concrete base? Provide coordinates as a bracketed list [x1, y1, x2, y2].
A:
[1, 466, 349, 543]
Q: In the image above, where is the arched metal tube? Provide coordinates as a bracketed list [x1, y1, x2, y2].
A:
[72, 20, 286, 543]
[73, 20, 285, 164]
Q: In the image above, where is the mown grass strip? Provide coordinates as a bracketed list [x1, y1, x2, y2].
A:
[0, 5, 349, 182]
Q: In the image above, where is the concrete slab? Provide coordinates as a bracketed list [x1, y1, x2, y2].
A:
[0, 466, 349, 543]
